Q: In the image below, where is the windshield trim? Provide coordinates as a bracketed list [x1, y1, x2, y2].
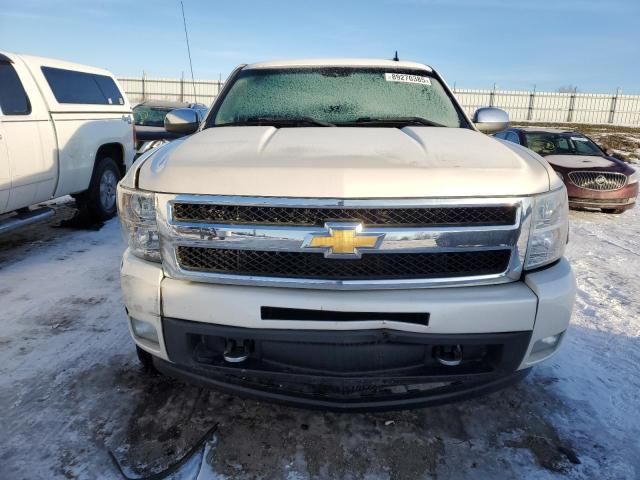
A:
[203, 66, 471, 130]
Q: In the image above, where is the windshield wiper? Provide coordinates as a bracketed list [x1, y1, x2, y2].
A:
[351, 116, 446, 127]
[217, 117, 335, 127]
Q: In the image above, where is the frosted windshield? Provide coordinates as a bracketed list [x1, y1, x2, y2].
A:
[213, 68, 463, 127]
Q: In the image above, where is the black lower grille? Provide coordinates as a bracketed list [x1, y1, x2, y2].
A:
[172, 203, 517, 227]
[176, 247, 511, 280]
[162, 319, 534, 408]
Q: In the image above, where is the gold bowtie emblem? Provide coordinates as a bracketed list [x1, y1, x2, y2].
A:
[303, 222, 384, 258]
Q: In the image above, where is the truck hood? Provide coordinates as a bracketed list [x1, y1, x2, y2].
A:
[544, 154, 620, 170]
[138, 127, 552, 197]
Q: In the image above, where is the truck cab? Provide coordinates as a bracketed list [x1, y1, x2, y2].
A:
[0, 52, 134, 232]
[118, 59, 576, 410]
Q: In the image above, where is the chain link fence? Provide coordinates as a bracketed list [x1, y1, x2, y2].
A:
[118, 75, 640, 126]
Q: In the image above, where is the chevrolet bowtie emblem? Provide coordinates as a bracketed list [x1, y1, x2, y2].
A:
[303, 222, 384, 258]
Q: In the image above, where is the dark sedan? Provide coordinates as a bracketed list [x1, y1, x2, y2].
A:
[495, 128, 638, 213]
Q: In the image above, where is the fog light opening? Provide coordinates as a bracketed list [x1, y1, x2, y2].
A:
[531, 333, 562, 355]
[433, 344, 463, 367]
[131, 318, 159, 345]
[223, 339, 252, 364]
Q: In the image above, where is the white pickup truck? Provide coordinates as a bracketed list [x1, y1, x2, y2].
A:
[118, 59, 576, 410]
[0, 52, 134, 232]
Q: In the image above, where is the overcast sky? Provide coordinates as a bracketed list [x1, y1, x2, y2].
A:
[1, 0, 639, 93]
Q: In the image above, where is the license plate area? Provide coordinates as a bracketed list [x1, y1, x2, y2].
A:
[260, 306, 430, 326]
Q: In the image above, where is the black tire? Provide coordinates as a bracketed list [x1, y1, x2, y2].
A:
[602, 208, 625, 214]
[136, 345, 159, 374]
[77, 156, 121, 220]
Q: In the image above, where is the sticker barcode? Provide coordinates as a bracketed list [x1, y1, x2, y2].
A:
[384, 73, 432, 85]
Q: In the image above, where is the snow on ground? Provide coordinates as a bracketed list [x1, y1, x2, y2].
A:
[0, 200, 639, 479]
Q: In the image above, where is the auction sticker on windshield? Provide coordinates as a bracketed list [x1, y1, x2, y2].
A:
[385, 73, 432, 85]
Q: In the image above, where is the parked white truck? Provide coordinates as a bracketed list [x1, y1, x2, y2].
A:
[0, 52, 134, 232]
[118, 59, 576, 410]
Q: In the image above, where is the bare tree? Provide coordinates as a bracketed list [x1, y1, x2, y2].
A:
[557, 85, 578, 93]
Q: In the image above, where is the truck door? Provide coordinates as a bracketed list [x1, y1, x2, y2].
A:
[0, 57, 54, 213]
[0, 120, 9, 213]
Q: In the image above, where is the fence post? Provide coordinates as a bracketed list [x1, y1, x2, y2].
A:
[608, 88, 620, 124]
[141, 71, 146, 101]
[567, 87, 577, 123]
[527, 86, 536, 121]
[180, 73, 184, 102]
[489, 83, 496, 107]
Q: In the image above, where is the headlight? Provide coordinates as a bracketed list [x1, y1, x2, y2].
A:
[117, 186, 160, 262]
[525, 187, 569, 270]
[629, 168, 638, 185]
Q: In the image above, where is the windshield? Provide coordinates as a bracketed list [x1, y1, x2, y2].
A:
[209, 67, 467, 128]
[133, 106, 173, 127]
[525, 133, 603, 157]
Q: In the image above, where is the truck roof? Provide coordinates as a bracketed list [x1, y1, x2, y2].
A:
[135, 100, 193, 109]
[516, 127, 578, 134]
[0, 50, 115, 78]
[0, 50, 130, 113]
[244, 58, 433, 72]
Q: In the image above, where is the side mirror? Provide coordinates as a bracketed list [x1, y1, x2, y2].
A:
[164, 108, 199, 135]
[473, 107, 509, 134]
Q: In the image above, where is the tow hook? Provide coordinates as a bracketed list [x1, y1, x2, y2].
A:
[433, 345, 463, 366]
[223, 339, 251, 363]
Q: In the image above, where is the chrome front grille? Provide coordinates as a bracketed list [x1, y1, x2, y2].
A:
[568, 171, 627, 191]
[158, 195, 533, 290]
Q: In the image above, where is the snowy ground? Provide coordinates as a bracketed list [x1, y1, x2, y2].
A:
[1, 197, 639, 479]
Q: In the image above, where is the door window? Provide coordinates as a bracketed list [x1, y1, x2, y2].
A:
[0, 63, 31, 115]
[41, 66, 124, 105]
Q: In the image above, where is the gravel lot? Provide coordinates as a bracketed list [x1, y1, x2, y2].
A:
[0, 187, 639, 479]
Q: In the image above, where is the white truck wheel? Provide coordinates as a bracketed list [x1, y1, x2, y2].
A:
[78, 157, 121, 220]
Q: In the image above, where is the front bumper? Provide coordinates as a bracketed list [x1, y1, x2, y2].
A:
[160, 320, 534, 410]
[154, 349, 532, 411]
[566, 181, 638, 210]
[121, 251, 576, 409]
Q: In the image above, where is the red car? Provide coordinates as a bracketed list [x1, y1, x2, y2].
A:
[496, 128, 638, 213]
